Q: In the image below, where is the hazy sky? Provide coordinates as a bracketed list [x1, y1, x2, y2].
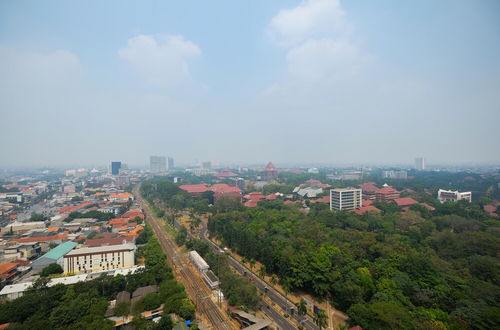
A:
[1, 0, 499, 168]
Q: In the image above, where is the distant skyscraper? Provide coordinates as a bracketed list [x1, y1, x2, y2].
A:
[415, 157, 425, 171]
[111, 161, 121, 175]
[150, 156, 167, 173]
[167, 157, 174, 170]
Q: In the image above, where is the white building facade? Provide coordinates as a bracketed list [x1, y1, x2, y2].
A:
[437, 189, 472, 203]
[330, 188, 363, 211]
[64, 243, 135, 274]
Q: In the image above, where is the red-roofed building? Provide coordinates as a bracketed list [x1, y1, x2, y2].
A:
[484, 202, 499, 218]
[122, 210, 145, 220]
[57, 201, 93, 214]
[394, 197, 418, 207]
[11, 234, 68, 243]
[265, 194, 278, 200]
[310, 195, 330, 204]
[243, 200, 260, 208]
[363, 200, 373, 207]
[214, 170, 238, 180]
[210, 184, 241, 202]
[109, 218, 129, 225]
[262, 162, 279, 181]
[179, 184, 210, 196]
[108, 192, 134, 202]
[359, 182, 378, 200]
[420, 203, 436, 211]
[0, 263, 18, 282]
[375, 186, 400, 202]
[354, 205, 381, 215]
[300, 179, 331, 189]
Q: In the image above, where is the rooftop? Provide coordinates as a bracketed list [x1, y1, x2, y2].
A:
[39, 241, 78, 260]
[65, 243, 135, 257]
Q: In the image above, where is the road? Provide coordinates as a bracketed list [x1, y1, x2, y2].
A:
[199, 223, 320, 330]
[133, 185, 234, 330]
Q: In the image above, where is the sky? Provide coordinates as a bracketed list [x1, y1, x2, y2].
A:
[1, 0, 499, 168]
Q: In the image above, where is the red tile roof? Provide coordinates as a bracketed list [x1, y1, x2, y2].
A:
[394, 197, 418, 206]
[310, 195, 330, 204]
[214, 170, 237, 178]
[359, 182, 378, 193]
[355, 206, 381, 215]
[0, 263, 17, 276]
[12, 234, 68, 243]
[484, 204, 498, 217]
[123, 210, 145, 220]
[109, 192, 133, 200]
[375, 186, 399, 194]
[57, 201, 93, 214]
[179, 184, 209, 193]
[109, 218, 128, 225]
[244, 192, 265, 200]
[210, 184, 241, 194]
[244, 200, 259, 208]
[363, 200, 373, 206]
[266, 194, 278, 200]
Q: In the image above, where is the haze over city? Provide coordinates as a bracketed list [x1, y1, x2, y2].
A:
[1, 0, 499, 167]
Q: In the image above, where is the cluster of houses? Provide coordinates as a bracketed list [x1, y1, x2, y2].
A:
[0, 179, 147, 300]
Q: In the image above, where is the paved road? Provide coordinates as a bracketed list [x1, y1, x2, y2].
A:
[198, 223, 320, 330]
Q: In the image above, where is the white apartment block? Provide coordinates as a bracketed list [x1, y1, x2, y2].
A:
[330, 188, 362, 211]
[64, 243, 135, 274]
[437, 189, 472, 203]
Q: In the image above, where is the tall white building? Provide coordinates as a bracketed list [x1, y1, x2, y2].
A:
[150, 156, 167, 173]
[382, 170, 408, 179]
[63, 244, 135, 274]
[330, 188, 362, 211]
[415, 157, 425, 171]
[437, 189, 472, 203]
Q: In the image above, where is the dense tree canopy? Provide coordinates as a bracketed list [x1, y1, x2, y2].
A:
[208, 202, 500, 329]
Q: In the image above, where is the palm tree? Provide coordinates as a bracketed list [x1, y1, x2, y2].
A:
[296, 298, 307, 316]
[249, 258, 256, 271]
[270, 274, 278, 286]
[314, 310, 328, 330]
[258, 265, 267, 278]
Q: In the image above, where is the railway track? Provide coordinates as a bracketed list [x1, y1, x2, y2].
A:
[134, 186, 234, 330]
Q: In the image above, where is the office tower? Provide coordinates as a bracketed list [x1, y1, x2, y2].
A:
[167, 157, 174, 170]
[330, 188, 362, 211]
[150, 156, 167, 173]
[111, 161, 122, 175]
[415, 157, 425, 170]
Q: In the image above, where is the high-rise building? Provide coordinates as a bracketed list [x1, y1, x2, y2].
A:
[415, 157, 425, 171]
[167, 157, 174, 170]
[330, 188, 362, 211]
[150, 156, 167, 173]
[111, 161, 122, 175]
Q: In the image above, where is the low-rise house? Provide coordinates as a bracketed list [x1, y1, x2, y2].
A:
[0, 263, 19, 283]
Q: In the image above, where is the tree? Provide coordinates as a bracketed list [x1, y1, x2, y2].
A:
[297, 299, 307, 316]
[114, 301, 130, 317]
[30, 213, 48, 222]
[314, 310, 328, 330]
[40, 263, 63, 277]
[258, 265, 267, 278]
[249, 258, 256, 271]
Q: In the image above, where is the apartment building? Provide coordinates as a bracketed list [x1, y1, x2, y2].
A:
[64, 243, 135, 274]
[330, 188, 363, 211]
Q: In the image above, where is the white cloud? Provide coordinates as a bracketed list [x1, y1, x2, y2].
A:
[118, 34, 201, 86]
[268, 0, 350, 46]
[286, 38, 366, 81]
